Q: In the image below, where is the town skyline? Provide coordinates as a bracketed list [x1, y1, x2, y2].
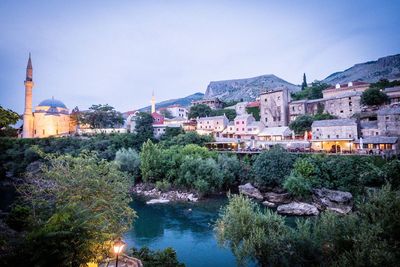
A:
[1, 0, 400, 113]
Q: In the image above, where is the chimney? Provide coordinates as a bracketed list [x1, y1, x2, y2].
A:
[335, 83, 341, 89]
[348, 82, 353, 87]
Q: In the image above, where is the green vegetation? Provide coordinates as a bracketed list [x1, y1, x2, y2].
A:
[301, 73, 307, 90]
[369, 78, 400, 89]
[210, 108, 237, 120]
[130, 246, 185, 267]
[188, 104, 212, 119]
[289, 113, 337, 134]
[159, 109, 174, 118]
[0, 106, 20, 137]
[79, 104, 124, 128]
[2, 152, 135, 266]
[245, 106, 260, 120]
[291, 81, 329, 100]
[361, 87, 389, 106]
[115, 148, 141, 181]
[216, 185, 400, 266]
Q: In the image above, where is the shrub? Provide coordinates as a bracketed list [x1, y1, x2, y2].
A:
[283, 174, 312, 198]
[155, 179, 172, 192]
[115, 148, 141, 181]
[251, 147, 297, 188]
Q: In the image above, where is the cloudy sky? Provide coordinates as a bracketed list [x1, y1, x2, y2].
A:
[1, 0, 399, 113]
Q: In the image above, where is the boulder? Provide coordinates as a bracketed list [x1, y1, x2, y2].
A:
[262, 200, 277, 208]
[146, 198, 170, 204]
[277, 202, 319, 216]
[238, 183, 264, 201]
[313, 188, 353, 214]
[264, 192, 292, 204]
[187, 193, 198, 202]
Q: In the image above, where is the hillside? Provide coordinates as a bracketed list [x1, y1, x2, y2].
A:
[323, 54, 400, 85]
[204, 74, 300, 101]
[139, 92, 204, 112]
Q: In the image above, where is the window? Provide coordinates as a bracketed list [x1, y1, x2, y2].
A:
[265, 118, 268, 122]
[236, 121, 239, 125]
[327, 134, 330, 138]
[292, 107, 295, 111]
[264, 98, 267, 102]
[216, 121, 219, 124]
[242, 128, 244, 131]
[43, 129, 45, 135]
[349, 101, 352, 106]
[336, 134, 339, 138]
[340, 110, 344, 113]
[236, 128, 239, 131]
[34, 130, 36, 134]
[349, 109, 352, 112]
[349, 134, 352, 137]
[277, 96, 280, 100]
[386, 116, 390, 121]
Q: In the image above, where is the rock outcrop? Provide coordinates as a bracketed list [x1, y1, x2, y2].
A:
[204, 74, 300, 101]
[312, 188, 353, 214]
[277, 202, 319, 216]
[238, 183, 264, 200]
[132, 183, 199, 202]
[264, 192, 292, 204]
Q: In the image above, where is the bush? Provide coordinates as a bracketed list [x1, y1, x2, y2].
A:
[155, 179, 172, 192]
[251, 147, 297, 188]
[115, 148, 141, 181]
[283, 174, 312, 198]
[130, 246, 185, 267]
[140, 140, 165, 183]
[361, 87, 389, 106]
[6, 205, 32, 231]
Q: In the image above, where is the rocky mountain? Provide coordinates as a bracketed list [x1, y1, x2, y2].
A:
[204, 74, 300, 101]
[323, 54, 400, 85]
[139, 92, 204, 112]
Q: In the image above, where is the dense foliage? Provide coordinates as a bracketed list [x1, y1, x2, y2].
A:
[216, 186, 400, 266]
[369, 79, 400, 89]
[289, 113, 337, 134]
[79, 104, 124, 128]
[188, 104, 212, 119]
[115, 148, 141, 182]
[2, 152, 135, 266]
[0, 106, 20, 137]
[130, 246, 185, 267]
[245, 106, 260, 120]
[361, 87, 389, 106]
[291, 81, 329, 100]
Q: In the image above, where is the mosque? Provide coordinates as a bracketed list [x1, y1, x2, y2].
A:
[22, 54, 75, 138]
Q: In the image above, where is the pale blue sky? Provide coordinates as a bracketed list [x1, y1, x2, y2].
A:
[1, 0, 399, 113]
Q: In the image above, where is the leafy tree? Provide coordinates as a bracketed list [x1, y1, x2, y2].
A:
[313, 112, 337, 120]
[210, 109, 237, 121]
[245, 106, 260, 120]
[15, 152, 135, 266]
[114, 148, 141, 181]
[160, 131, 213, 147]
[215, 194, 288, 266]
[140, 140, 165, 182]
[79, 104, 124, 129]
[291, 81, 329, 100]
[222, 100, 241, 108]
[301, 73, 307, 90]
[130, 246, 185, 267]
[217, 154, 242, 189]
[251, 146, 297, 188]
[369, 79, 400, 89]
[361, 87, 389, 106]
[289, 115, 314, 135]
[134, 112, 155, 143]
[188, 104, 212, 119]
[0, 106, 20, 128]
[283, 158, 315, 198]
[160, 127, 185, 141]
[160, 109, 174, 119]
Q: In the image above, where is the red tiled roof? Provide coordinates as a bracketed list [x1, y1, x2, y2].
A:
[246, 101, 260, 108]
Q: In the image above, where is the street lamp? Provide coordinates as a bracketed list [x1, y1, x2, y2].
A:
[113, 238, 126, 267]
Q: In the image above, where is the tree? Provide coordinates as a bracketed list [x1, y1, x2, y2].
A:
[291, 81, 329, 100]
[160, 127, 185, 141]
[140, 140, 165, 182]
[245, 106, 260, 121]
[283, 158, 315, 198]
[301, 73, 307, 90]
[361, 87, 389, 106]
[0, 106, 20, 128]
[160, 131, 213, 147]
[15, 152, 135, 266]
[80, 104, 124, 128]
[188, 104, 212, 119]
[130, 246, 184, 267]
[114, 148, 141, 181]
[210, 109, 236, 120]
[289, 115, 314, 135]
[160, 109, 174, 119]
[251, 146, 297, 188]
[135, 112, 154, 143]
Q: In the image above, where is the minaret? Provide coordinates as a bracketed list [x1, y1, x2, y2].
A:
[151, 90, 156, 113]
[22, 53, 34, 138]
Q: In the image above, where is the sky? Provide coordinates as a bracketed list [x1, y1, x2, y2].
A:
[1, 0, 400, 113]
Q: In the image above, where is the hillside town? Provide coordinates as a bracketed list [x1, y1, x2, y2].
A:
[17, 54, 400, 156]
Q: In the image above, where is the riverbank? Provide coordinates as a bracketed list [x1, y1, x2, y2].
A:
[131, 183, 200, 203]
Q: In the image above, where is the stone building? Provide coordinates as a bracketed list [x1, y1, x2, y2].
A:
[191, 97, 223, 110]
[259, 88, 290, 127]
[21, 54, 75, 138]
[324, 91, 362, 119]
[288, 99, 325, 122]
[322, 81, 370, 98]
[196, 115, 229, 135]
[311, 119, 358, 152]
[377, 104, 400, 136]
[384, 86, 400, 104]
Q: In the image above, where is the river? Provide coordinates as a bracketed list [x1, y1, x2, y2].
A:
[123, 195, 239, 267]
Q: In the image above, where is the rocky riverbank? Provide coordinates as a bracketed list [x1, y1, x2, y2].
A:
[132, 183, 199, 204]
[239, 183, 353, 216]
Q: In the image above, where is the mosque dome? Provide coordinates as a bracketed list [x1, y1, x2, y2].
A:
[38, 98, 67, 109]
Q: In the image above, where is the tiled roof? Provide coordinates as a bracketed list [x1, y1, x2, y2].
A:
[312, 119, 357, 127]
